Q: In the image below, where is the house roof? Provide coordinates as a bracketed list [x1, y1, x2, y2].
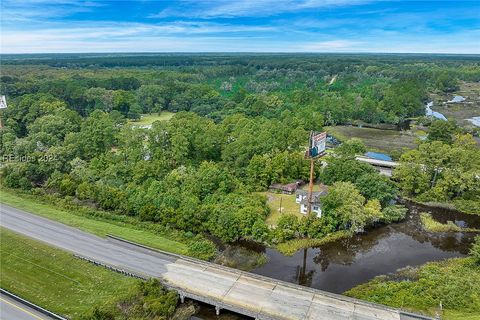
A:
[295, 189, 327, 196]
[298, 190, 328, 205]
[269, 180, 304, 192]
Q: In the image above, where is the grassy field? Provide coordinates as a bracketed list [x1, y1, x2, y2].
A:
[0, 188, 189, 255]
[326, 125, 418, 153]
[129, 112, 175, 126]
[0, 228, 139, 319]
[259, 192, 303, 226]
[260, 185, 325, 226]
[345, 257, 480, 320]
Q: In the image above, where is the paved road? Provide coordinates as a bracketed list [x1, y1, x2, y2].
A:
[0, 204, 431, 320]
[0, 293, 54, 320]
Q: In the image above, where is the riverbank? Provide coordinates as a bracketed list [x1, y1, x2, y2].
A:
[420, 212, 480, 233]
[402, 197, 480, 217]
[345, 257, 480, 320]
[276, 230, 351, 256]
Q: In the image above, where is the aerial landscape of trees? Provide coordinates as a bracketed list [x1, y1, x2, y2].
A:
[1, 54, 479, 243]
[1, 53, 479, 319]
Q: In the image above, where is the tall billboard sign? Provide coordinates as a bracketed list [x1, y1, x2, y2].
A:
[309, 131, 327, 159]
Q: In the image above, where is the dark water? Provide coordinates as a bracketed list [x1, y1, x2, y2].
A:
[251, 201, 478, 294]
[416, 203, 480, 229]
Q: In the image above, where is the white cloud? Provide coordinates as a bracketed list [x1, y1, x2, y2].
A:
[1, 1, 479, 54]
[0, 0, 103, 23]
[0, 21, 276, 53]
[299, 40, 363, 51]
[149, 0, 373, 19]
[2, 21, 479, 54]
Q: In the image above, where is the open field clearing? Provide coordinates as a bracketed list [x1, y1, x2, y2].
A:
[260, 184, 325, 226]
[326, 125, 418, 153]
[259, 192, 302, 226]
[129, 112, 175, 126]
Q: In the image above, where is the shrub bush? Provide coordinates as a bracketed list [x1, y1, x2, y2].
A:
[470, 236, 480, 265]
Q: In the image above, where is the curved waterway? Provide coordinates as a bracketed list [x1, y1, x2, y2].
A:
[250, 201, 477, 294]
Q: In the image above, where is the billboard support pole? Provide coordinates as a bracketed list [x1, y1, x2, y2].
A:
[306, 130, 326, 215]
[307, 157, 314, 214]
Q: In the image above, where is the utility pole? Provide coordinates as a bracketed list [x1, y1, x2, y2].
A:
[307, 157, 314, 214]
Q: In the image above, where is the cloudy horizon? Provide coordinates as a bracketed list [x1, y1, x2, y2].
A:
[1, 0, 479, 54]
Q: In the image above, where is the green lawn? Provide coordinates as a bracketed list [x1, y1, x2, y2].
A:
[345, 258, 480, 320]
[0, 188, 189, 255]
[261, 185, 326, 226]
[0, 228, 139, 319]
[129, 112, 174, 126]
[259, 192, 303, 226]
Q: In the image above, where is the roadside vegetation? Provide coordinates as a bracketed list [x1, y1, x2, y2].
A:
[345, 236, 480, 320]
[0, 228, 178, 320]
[0, 187, 216, 260]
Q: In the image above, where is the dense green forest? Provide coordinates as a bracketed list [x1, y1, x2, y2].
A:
[1, 54, 479, 247]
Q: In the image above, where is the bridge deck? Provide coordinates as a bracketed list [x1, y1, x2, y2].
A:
[0, 205, 431, 320]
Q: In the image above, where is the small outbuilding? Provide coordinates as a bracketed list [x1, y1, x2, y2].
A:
[268, 180, 304, 194]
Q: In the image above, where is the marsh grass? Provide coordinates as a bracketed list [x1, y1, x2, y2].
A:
[276, 231, 351, 256]
[345, 257, 480, 320]
[420, 212, 480, 233]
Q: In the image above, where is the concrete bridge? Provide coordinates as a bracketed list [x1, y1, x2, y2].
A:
[0, 205, 433, 320]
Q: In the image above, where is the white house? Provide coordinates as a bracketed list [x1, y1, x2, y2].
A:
[295, 189, 327, 217]
[0, 96, 7, 109]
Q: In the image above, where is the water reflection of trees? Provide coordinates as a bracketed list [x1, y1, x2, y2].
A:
[313, 228, 388, 271]
[310, 213, 475, 271]
[296, 249, 315, 286]
[402, 201, 477, 253]
[397, 216, 474, 254]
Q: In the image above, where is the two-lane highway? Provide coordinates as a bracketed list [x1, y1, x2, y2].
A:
[0, 204, 432, 320]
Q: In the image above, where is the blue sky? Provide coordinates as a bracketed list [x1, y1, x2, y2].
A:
[1, 0, 479, 53]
